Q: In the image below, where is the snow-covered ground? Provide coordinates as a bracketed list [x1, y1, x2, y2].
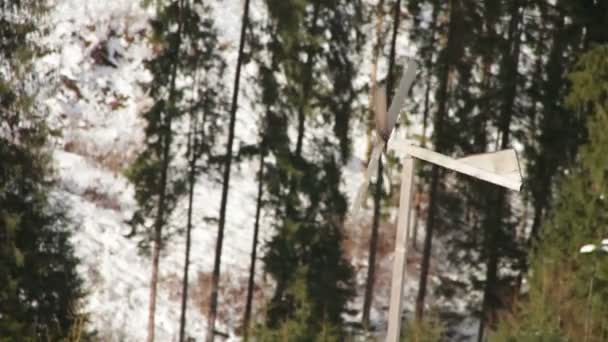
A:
[38, 0, 476, 340]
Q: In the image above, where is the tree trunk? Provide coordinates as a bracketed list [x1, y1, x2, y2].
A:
[361, 0, 386, 328]
[411, 0, 439, 251]
[178, 128, 197, 342]
[243, 151, 265, 340]
[415, 0, 456, 321]
[478, 1, 522, 340]
[414, 165, 438, 320]
[410, 78, 431, 252]
[206, 0, 250, 340]
[362, 0, 402, 328]
[147, 1, 184, 341]
[179, 78, 207, 341]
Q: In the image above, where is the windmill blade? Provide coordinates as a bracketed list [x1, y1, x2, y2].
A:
[353, 84, 389, 216]
[351, 140, 384, 216]
[374, 84, 388, 141]
[351, 60, 418, 217]
[385, 60, 418, 139]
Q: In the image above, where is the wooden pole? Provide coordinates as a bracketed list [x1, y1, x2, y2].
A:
[383, 139, 521, 340]
[386, 156, 415, 342]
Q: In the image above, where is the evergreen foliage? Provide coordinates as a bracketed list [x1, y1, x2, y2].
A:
[256, 0, 365, 336]
[125, 0, 226, 340]
[402, 313, 443, 342]
[127, 0, 227, 248]
[254, 270, 343, 341]
[404, 1, 603, 334]
[0, 0, 84, 339]
[491, 44, 608, 342]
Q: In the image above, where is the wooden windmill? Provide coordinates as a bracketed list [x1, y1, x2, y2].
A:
[352, 60, 523, 342]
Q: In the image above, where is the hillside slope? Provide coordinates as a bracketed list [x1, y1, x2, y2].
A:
[38, 0, 473, 340]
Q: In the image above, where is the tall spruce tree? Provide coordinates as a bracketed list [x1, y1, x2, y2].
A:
[406, 0, 440, 253]
[492, 43, 608, 342]
[242, 16, 269, 340]
[206, 0, 250, 340]
[477, 1, 525, 339]
[362, 0, 400, 328]
[175, 2, 227, 341]
[0, 0, 84, 339]
[126, 0, 225, 340]
[257, 0, 365, 337]
[412, 0, 472, 320]
[127, 2, 186, 340]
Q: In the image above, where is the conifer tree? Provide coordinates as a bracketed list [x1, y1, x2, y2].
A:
[362, 0, 398, 328]
[127, 2, 186, 340]
[492, 44, 608, 342]
[242, 146, 265, 340]
[176, 2, 227, 341]
[242, 18, 269, 340]
[258, 0, 365, 337]
[126, 1, 225, 340]
[0, 0, 84, 338]
[413, 0, 470, 320]
[206, 0, 250, 340]
[477, 1, 525, 339]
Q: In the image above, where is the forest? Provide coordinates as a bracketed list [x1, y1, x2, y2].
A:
[1, 0, 608, 341]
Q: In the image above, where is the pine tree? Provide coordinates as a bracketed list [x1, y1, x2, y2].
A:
[258, 0, 365, 337]
[242, 147, 265, 340]
[176, 2, 227, 341]
[406, 0, 440, 252]
[126, 1, 225, 340]
[491, 43, 608, 342]
[477, 1, 525, 339]
[127, 2, 186, 340]
[242, 17, 269, 340]
[0, 0, 84, 339]
[206, 0, 250, 340]
[413, 0, 470, 320]
[362, 0, 399, 328]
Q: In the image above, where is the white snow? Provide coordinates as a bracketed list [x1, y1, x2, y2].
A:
[580, 244, 597, 254]
[36, 0, 481, 341]
[41, 0, 267, 339]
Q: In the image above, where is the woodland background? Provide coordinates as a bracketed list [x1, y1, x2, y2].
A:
[1, 0, 608, 341]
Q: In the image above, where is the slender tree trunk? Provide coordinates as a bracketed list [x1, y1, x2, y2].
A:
[271, 2, 321, 311]
[415, 0, 456, 321]
[362, 0, 386, 328]
[268, 3, 322, 317]
[414, 165, 438, 320]
[147, 1, 184, 341]
[362, 0, 401, 328]
[410, 78, 431, 251]
[179, 74, 206, 341]
[411, 1, 439, 251]
[179, 126, 197, 342]
[524, 3, 565, 259]
[206, 0, 250, 340]
[243, 151, 265, 340]
[478, 1, 521, 340]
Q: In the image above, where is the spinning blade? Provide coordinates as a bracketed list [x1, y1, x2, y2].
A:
[351, 60, 418, 216]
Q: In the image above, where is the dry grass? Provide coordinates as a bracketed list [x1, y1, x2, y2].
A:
[63, 138, 138, 173]
[82, 186, 121, 211]
[189, 271, 268, 336]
